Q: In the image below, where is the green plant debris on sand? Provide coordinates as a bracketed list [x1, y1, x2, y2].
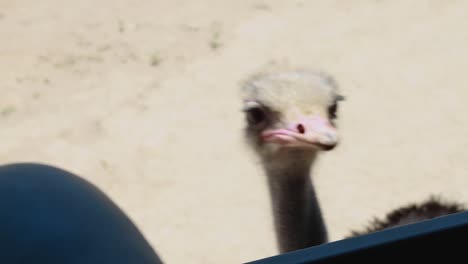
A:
[210, 30, 222, 50]
[150, 52, 162, 66]
[1, 106, 16, 117]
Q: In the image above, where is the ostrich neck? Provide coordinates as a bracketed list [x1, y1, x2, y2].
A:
[263, 153, 328, 253]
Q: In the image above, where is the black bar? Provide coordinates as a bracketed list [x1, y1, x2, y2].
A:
[249, 211, 468, 263]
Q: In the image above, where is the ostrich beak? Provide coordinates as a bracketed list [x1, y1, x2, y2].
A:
[261, 116, 338, 151]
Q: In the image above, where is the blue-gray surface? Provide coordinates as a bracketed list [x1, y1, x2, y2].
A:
[0, 163, 162, 264]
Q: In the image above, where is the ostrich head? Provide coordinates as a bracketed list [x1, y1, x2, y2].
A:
[242, 70, 344, 168]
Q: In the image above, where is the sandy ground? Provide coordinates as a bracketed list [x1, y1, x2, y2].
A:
[1, 0, 468, 263]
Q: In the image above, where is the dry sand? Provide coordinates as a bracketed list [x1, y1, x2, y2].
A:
[1, 0, 468, 263]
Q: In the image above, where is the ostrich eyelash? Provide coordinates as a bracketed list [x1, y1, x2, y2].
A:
[242, 100, 263, 111]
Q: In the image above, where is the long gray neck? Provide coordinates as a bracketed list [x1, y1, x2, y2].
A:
[263, 153, 328, 253]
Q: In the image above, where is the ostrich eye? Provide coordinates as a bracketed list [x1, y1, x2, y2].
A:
[328, 103, 338, 119]
[246, 107, 266, 126]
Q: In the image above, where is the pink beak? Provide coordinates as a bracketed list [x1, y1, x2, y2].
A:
[261, 116, 338, 150]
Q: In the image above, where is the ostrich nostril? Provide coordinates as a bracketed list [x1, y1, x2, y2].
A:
[297, 124, 305, 134]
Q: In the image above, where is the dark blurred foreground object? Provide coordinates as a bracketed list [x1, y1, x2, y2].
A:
[248, 210, 468, 264]
[0, 163, 162, 264]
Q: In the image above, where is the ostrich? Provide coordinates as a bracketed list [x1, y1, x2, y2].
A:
[348, 196, 465, 237]
[241, 70, 465, 253]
